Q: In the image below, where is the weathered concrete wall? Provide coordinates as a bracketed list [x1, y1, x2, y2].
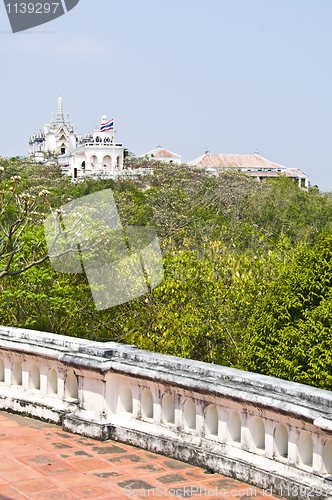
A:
[0, 325, 331, 499]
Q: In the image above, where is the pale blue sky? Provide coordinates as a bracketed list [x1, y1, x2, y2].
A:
[0, 0, 331, 189]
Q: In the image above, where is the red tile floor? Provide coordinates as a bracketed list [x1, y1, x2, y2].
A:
[0, 411, 286, 500]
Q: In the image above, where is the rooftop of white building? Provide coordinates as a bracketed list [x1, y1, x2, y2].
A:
[142, 146, 181, 159]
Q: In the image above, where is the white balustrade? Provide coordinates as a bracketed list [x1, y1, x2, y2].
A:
[0, 325, 331, 499]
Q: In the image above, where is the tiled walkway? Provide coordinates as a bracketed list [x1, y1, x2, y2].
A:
[0, 411, 285, 500]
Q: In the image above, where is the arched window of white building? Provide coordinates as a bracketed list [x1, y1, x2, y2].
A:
[103, 155, 112, 170]
[90, 155, 98, 168]
[0, 358, 4, 382]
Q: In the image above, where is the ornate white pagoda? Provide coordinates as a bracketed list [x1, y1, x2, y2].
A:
[29, 97, 77, 163]
[29, 98, 125, 179]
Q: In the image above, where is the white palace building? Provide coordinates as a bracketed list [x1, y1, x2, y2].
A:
[29, 97, 124, 179]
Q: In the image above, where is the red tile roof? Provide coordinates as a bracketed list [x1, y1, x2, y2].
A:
[143, 146, 181, 158]
[189, 153, 285, 170]
[154, 149, 179, 158]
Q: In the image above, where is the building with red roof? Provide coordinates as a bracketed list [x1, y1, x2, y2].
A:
[188, 152, 309, 187]
[142, 145, 181, 164]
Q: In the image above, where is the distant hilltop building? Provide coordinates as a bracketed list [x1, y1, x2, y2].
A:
[142, 145, 181, 164]
[29, 97, 124, 179]
[29, 97, 77, 163]
[188, 152, 309, 187]
[29, 99, 310, 186]
[59, 115, 124, 179]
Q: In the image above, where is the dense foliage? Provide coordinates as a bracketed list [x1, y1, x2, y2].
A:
[240, 234, 332, 389]
[0, 165, 51, 279]
[1, 155, 332, 386]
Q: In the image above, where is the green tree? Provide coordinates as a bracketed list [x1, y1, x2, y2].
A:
[91, 240, 286, 365]
[0, 168, 52, 279]
[240, 233, 332, 389]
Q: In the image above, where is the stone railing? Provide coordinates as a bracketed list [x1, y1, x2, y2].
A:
[0, 325, 331, 499]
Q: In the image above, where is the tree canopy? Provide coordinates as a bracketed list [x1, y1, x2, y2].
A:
[1, 156, 332, 386]
[240, 233, 332, 390]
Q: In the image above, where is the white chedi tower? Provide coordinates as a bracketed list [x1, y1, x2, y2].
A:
[29, 97, 77, 162]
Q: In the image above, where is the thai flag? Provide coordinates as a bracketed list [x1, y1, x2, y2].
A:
[100, 119, 114, 132]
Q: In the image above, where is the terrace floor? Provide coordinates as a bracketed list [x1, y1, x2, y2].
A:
[0, 410, 286, 500]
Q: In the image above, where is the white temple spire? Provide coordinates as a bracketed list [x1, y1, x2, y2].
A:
[56, 96, 64, 124]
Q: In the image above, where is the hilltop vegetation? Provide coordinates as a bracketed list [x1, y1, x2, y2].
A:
[1, 156, 332, 388]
